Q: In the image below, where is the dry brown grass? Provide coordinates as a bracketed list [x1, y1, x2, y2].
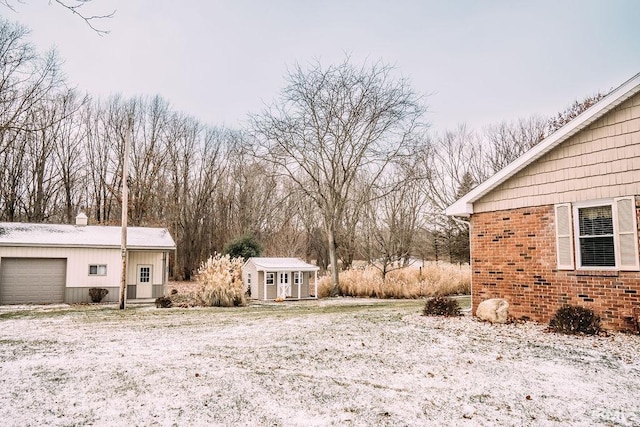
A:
[318, 262, 470, 299]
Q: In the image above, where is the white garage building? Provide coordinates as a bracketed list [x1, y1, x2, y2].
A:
[0, 216, 175, 304]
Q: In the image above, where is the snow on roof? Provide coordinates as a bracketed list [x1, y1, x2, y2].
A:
[0, 222, 176, 250]
[446, 71, 640, 217]
[247, 257, 319, 271]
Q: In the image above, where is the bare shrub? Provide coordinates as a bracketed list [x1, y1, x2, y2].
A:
[89, 288, 109, 303]
[318, 263, 470, 298]
[549, 305, 601, 335]
[195, 253, 246, 307]
[423, 296, 461, 317]
[155, 296, 172, 308]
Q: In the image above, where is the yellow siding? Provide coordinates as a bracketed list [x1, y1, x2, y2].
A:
[475, 92, 640, 213]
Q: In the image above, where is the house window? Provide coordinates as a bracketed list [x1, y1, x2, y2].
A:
[266, 272, 274, 285]
[577, 205, 615, 267]
[89, 264, 107, 276]
[556, 197, 639, 271]
[293, 272, 302, 285]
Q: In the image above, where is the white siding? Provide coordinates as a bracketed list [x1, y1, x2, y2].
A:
[0, 246, 120, 288]
[475, 92, 640, 213]
[128, 251, 164, 285]
[242, 260, 259, 299]
[0, 247, 165, 288]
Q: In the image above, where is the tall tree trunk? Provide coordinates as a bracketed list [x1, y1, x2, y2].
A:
[327, 226, 340, 296]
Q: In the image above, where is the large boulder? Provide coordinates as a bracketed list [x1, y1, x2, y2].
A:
[476, 298, 509, 324]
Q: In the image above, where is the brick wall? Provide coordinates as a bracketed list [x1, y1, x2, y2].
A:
[470, 200, 640, 332]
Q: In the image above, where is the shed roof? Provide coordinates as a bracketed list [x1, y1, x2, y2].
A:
[446, 71, 640, 217]
[246, 257, 319, 271]
[0, 222, 176, 250]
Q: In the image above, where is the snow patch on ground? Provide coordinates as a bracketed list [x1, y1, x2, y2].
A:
[0, 299, 639, 426]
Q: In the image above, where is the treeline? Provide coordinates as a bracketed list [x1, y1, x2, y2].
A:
[0, 18, 603, 280]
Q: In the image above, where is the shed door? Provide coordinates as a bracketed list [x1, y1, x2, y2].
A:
[136, 264, 153, 298]
[0, 258, 66, 304]
[278, 272, 291, 298]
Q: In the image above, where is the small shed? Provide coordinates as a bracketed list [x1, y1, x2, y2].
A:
[0, 217, 176, 304]
[242, 257, 319, 300]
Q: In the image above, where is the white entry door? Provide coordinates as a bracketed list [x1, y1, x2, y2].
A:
[278, 272, 291, 298]
[136, 265, 153, 298]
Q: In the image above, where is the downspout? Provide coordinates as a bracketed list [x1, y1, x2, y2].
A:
[450, 214, 473, 315]
[162, 251, 167, 294]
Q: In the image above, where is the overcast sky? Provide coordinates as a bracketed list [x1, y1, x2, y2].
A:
[6, 0, 640, 133]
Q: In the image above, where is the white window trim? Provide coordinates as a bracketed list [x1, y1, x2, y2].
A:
[573, 199, 616, 270]
[570, 198, 639, 271]
[266, 272, 275, 286]
[88, 264, 107, 276]
[293, 271, 302, 285]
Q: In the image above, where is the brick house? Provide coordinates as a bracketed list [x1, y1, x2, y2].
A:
[446, 72, 640, 331]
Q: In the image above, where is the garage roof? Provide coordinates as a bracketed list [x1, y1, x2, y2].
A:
[0, 222, 176, 250]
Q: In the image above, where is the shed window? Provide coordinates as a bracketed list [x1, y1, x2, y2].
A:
[279, 272, 288, 284]
[247, 273, 251, 284]
[293, 272, 302, 285]
[266, 272, 274, 285]
[89, 264, 107, 276]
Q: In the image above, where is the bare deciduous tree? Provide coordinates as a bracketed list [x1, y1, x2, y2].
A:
[547, 92, 605, 134]
[251, 58, 426, 294]
[1, 0, 115, 35]
[483, 116, 548, 174]
[362, 166, 428, 278]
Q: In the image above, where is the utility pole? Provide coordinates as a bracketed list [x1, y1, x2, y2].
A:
[119, 117, 132, 310]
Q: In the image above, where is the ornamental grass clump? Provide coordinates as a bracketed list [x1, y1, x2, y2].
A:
[549, 305, 601, 335]
[196, 253, 246, 307]
[423, 296, 462, 317]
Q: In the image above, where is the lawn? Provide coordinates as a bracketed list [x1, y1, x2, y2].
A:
[0, 298, 639, 426]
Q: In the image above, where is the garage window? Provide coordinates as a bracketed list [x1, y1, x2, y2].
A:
[89, 264, 107, 276]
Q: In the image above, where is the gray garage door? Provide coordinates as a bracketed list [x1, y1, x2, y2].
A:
[0, 258, 66, 304]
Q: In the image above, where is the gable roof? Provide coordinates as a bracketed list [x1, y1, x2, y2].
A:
[446, 72, 640, 217]
[245, 257, 319, 271]
[0, 222, 176, 251]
